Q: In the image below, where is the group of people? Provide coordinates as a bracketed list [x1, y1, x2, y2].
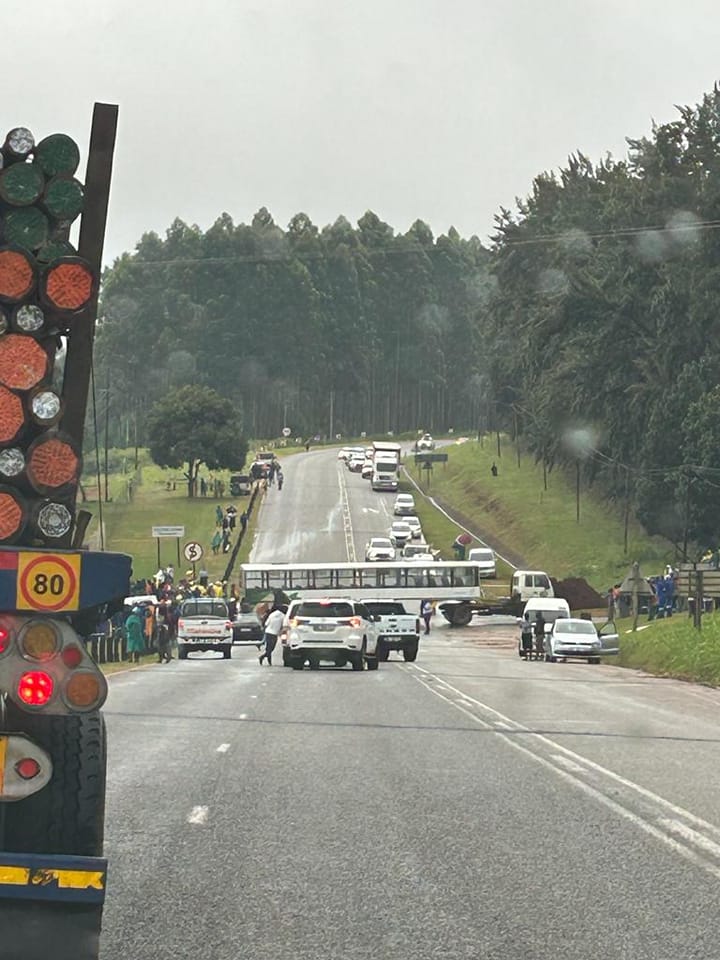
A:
[211, 504, 248, 555]
[199, 476, 226, 498]
[518, 611, 546, 660]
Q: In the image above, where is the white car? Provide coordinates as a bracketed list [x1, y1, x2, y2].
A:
[389, 521, 413, 547]
[337, 447, 352, 460]
[285, 598, 379, 670]
[393, 494, 415, 516]
[361, 460, 374, 479]
[416, 433, 435, 451]
[404, 516, 422, 539]
[467, 546, 497, 578]
[365, 537, 396, 561]
[544, 618, 620, 664]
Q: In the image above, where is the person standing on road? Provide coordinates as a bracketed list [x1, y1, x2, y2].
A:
[533, 612, 546, 660]
[519, 612, 534, 660]
[126, 607, 145, 665]
[420, 598, 434, 635]
[259, 604, 287, 666]
[277, 469, 284, 491]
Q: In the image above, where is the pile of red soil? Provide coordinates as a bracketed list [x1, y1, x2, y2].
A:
[551, 577, 605, 610]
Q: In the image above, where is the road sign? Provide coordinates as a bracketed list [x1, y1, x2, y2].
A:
[414, 453, 449, 463]
[16, 552, 81, 612]
[282, 427, 291, 437]
[151, 525, 185, 538]
[183, 541, 204, 563]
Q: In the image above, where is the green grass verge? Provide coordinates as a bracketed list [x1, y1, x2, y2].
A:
[82, 451, 260, 587]
[611, 612, 720, 686]
[407, 437, 673, 591]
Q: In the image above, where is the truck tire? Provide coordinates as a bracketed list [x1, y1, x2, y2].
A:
[403, 641, 418, 662]
[282, 647, 291, 667]
[451, 605, 473, 627]
[377, 641, 390, 661]
[291, 657, 304, 670]
[2, 705, 106, 857]
[365, 656, 379, 671]
[178, 647, 188, 660]
[222, 645, 232, 659]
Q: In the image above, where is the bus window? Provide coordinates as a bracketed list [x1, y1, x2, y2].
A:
[314, 569, 334, 590]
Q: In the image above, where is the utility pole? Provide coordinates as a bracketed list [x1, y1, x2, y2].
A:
[682, 468, 692, 562]
[623, 468, 630, 554]
[103, 366, 110, 502]
[576, 460, 581, 523]
[329, 389, 334, 439]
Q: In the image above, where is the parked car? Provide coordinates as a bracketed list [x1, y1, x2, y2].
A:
[389, 520, 413, 547]
[284, 598, 379, 670]
[404, 515, 422, 539]
[229, 474, 252, 496]
[544, 618, 619, 663]
[393, 493, 415, 516]
[176, 597, 233, 660]
[467, 546, 497, 578]
[365, 537, 396, 561]
[232, 609, 264, 645]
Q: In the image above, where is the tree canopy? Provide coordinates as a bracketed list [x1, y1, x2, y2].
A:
[97, 82, 720, 552]
[145, 385, 247, 496]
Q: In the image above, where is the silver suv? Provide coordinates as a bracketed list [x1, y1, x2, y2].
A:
[285, 599, 379, 671]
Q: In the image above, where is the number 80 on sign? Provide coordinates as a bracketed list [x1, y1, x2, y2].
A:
[16, 553, 82, 612]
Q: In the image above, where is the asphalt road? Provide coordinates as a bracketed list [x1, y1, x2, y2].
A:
[99, 448, 720, 959]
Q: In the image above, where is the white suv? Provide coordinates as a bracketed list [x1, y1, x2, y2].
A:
[285, 598, 379, 671]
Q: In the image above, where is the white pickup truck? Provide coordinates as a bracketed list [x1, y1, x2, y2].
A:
[363, 599, 420, 662]
[176, 597, 233, 660]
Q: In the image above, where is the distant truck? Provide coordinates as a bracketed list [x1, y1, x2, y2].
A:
[371, 441, 402, 492]
[363, 599, 420, 662]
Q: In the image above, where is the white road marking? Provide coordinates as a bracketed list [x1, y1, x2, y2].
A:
[187, 806, 209, 825]
[216, 743, 231, 753]
[411, 665, 720, 879]
[337, 464, 357, 562]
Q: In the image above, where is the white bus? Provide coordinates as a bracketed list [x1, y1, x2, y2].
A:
[240, 560, 485, 605]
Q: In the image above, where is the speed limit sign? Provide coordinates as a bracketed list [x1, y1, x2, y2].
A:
[183, 541, 204, 563]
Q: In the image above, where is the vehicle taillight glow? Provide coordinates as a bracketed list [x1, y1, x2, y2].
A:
[18, 670, 53, 706]
[0, 625, 10, 655]
[15, 757, 41, 780]
[348, 616, 362, 628]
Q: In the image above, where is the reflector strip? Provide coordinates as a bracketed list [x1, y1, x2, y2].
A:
[0, 854, 107, 904]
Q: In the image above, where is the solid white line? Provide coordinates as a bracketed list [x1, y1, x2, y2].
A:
[418, 669, 720, 843]
[421, 679, 720, 881]
[216, 743, 231, 753]
[552, 754, 587, 774]
[657, 818, 720, 861]
[187, 806, 209, 825]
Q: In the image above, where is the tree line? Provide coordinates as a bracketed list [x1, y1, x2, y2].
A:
[95, 84, 720, 548]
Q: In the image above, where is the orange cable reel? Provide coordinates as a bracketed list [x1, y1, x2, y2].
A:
[0, 333, 48, 390]
[26, 432, 81, 495]
[0, 384, 26, 443]
[0, 485, 28, 544]
[41, 256, 96, 314]
[0, 246, 36, 304]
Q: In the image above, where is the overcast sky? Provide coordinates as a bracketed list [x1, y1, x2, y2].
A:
[7, 0, 720, 264]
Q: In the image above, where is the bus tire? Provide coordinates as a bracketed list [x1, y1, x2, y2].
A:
[451, 605, 473, 627]
[2, 705, 106, 857]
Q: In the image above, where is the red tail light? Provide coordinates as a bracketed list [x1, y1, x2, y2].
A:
[0, 625, 10, 655]
[348, 616, 362, 628]
[18, 670, 53, 706]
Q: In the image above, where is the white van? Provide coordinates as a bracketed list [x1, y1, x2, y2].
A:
[511, 570, 553, 601]
[522, 597, 570, 633]
[467, 547, 496, 578]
